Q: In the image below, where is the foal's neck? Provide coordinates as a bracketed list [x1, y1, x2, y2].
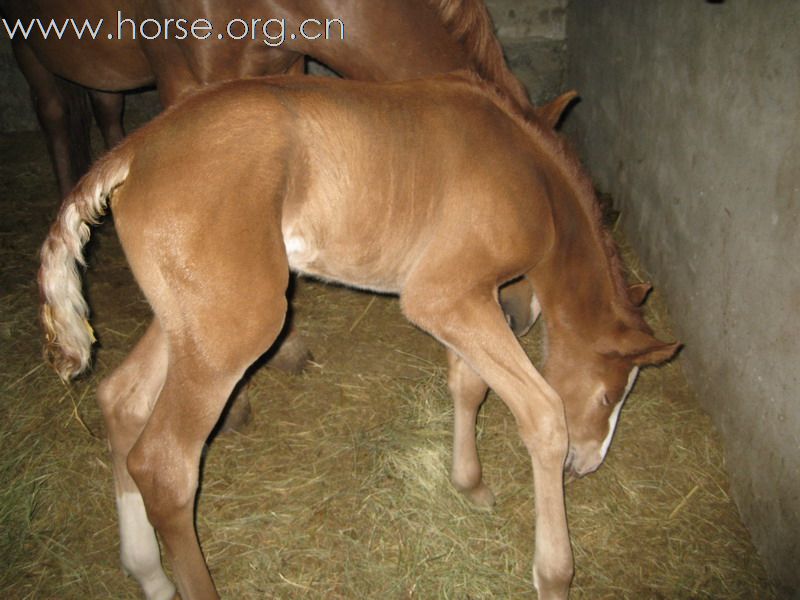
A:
[532, 170, 627, 344]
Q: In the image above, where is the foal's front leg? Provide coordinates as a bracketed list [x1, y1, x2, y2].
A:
[447, 349, 495, 507]
[403, 287, 573, 599]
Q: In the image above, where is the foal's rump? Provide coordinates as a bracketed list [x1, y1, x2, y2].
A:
[38, 80, 295, 378]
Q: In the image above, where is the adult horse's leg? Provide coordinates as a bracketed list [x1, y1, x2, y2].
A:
[11, 40, 92, 196]
[95, 321, 175, 600]
[89, 90, 126, 149]
[402, 280, 573, 598]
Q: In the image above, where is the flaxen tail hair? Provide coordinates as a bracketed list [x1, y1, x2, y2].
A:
[39, 146, 134, 380]
[427, 0, 535, 118]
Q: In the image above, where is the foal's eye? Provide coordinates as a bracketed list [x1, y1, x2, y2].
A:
[601, 393, 613, 407]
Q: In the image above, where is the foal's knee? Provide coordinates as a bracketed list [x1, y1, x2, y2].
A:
[517, 395, 569, 467]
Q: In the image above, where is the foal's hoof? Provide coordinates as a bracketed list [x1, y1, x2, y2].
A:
[267, 334, 314, 374]
[219, 392, 253, 433]
[456, 481, 496, 509]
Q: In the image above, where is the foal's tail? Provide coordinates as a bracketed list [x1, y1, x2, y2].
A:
[38, 145, 134, 380]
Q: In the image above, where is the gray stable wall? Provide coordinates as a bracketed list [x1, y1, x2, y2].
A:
[565, 1, 799, 595]
[0, 2, 567, 132]
[486, 0, 567, 103]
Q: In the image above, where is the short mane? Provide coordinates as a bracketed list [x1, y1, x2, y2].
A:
[426, 0, 535, 119]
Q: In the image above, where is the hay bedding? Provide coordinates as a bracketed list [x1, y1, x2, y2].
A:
[0, 130, 774, 599]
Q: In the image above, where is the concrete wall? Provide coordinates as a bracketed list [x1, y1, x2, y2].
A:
[486, 0, 567, 103]
[566, 1, 799, 595]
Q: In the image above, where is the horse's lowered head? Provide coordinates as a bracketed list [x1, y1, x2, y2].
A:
[543, 282, 681, 479]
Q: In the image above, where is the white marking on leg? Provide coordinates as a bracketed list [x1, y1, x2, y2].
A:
[599, 367, 639, 460]
[529, 293, 541, 327]
[117, 492, 175, 600]
[517, 292, 541, 336]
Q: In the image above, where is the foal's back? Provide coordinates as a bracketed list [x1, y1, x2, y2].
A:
[114, 75, 552, 293]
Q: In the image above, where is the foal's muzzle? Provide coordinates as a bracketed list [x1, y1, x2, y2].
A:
[563, 445, 602, 482]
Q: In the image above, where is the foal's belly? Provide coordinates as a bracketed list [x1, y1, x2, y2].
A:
[281, 217, 416, 295]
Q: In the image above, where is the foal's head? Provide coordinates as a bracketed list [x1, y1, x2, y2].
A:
[543, 284, 680, 479]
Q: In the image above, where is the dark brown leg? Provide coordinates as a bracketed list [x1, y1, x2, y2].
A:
[89, 89, 125, 148]
[499, 276, 540, 336]
[11, 40, 92, 196]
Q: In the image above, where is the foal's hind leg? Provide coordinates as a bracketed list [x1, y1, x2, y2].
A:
[127, 291, 287, 600]
[218, 322, 312, 434]
[96, 321, 174, 600]
[402, 284, 572, 599]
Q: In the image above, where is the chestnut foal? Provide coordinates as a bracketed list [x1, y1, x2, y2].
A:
[40, 74, 678, 599]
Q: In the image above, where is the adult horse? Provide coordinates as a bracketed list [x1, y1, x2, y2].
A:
[1, 0, 571, 196]
[3, 0, 571, 397]
[39, 73, 679, 599]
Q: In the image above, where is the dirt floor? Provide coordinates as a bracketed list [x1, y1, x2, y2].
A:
[0, 129, 775, 599]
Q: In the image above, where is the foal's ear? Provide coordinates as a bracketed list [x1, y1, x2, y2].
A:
[600, 328, 681, 366]
[537, 90, 579, 128]
[627, 282, 653, 307]
[620, 329, 681, 366]
[630, 339, 682, 366]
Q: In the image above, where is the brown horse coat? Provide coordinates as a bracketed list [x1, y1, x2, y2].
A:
[39, 74, 677, 600]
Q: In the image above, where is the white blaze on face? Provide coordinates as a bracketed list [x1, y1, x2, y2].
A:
[599, 367, 640, 460]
